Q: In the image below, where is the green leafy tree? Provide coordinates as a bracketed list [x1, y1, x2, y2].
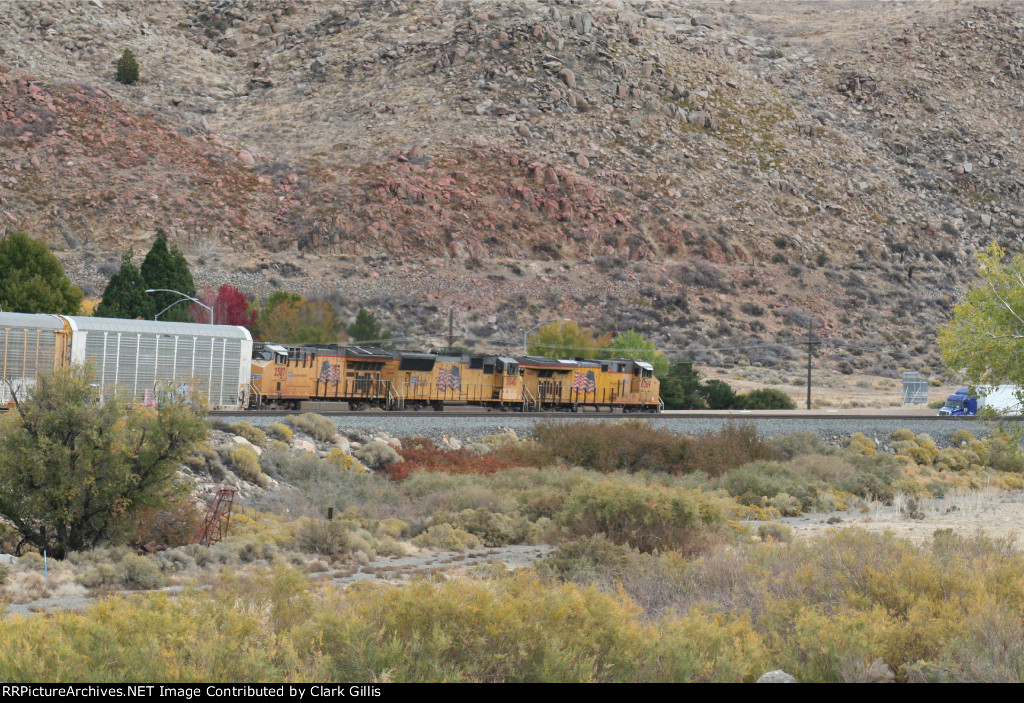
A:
[527, 321, 612, 358]
[95, 251, 156, 320]
[0, 232, 83, 314]
[0, 366, 208, 558]
[348, 309, 393, 347]
[116, 48, 139, 84]
[140, 232, 195, 322]
[940, 243, 1024, 400]
[256, 291, 346, 344]
[605, 329, 669, 377]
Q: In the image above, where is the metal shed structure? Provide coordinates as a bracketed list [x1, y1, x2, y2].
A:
[64, 317, 253, 410]
[0, 312, 72, 405]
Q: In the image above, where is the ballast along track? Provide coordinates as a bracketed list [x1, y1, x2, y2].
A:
[207, 409, 1022, 421]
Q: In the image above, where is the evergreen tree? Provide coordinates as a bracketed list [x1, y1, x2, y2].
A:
[95, 251, 156, 320]
[140, 232, 195, 322]
[116, 48, 139, 84]
[659, 358, 709, 410]
[0, 232, 83, 314]
[348, 309, 392, 347]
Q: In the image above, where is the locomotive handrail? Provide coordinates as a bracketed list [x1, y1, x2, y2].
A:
[249, 381, 262, 409]
[522, 386, 537, 411]
[386, 380, 404, 410]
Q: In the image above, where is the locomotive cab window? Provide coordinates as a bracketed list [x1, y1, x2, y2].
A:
[483, 363, 495, 375]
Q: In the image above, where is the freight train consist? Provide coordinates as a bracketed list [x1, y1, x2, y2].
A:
[1, 312, 662, 413]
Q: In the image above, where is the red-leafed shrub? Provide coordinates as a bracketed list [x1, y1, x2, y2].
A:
[384, 438, 516, 480]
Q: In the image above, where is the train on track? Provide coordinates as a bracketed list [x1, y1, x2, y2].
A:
[1, 312, 663, 413]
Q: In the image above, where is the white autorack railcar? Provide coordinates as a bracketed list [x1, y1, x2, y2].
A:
[0, 312, 252, 410]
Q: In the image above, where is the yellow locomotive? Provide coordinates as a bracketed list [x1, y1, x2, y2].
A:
[518, 356, 661, 412]
[250, 343, 660, 412]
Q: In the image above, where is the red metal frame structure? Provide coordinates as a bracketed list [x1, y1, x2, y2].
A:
[191, 487, 237, 546]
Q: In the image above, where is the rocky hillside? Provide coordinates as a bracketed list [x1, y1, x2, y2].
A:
[1, 0, 1023, 377]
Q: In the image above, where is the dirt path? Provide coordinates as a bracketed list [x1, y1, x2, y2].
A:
[3, 544, 556, 618]
[751, 488, 1024, 544]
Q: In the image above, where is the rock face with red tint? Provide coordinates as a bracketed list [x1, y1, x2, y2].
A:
[0, 1, 1019, 374]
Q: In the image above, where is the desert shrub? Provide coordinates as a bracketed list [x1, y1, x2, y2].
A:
[556, 481, 725, 553]
[229, 446, 269, 488]
[410, 524, 482, 551]
[375, 518, 409, 539]
[115, 494, 203, 549]
[386, 437, 516, 479]
[724, 461, 816, 512]
[935, 448, 970, 471]
[118, 554, 165, 590]
[17, 552, 45, 571]
[284, 413, 337, 442]
[374, 537, 408, 557]
[950, 429, 975, 446]
[893, 433, 940, 466]
[230, 422, 267, 448]
[266, 423, 293, 444]
[290, 518, 375, 560]
[325, 448, 368, 473]
[0, 563, 7, 587]
[735, 388, 796, 410]
[771, 431, 827, 459]
[353, 440, 401, 469]
[756, 523, 793, 543]
[828, 453, 901, 502]
[685, 423, 779, 478]
[536, 535, 633, 582]
[891, 429, 917, 442]
[769, 493, 802, 517]
[846, 432, 877, 455]
[429, 509, 538, 547]
[116, 48, 139, 84]
[531, 420, 688, 474]
[978, 431, 1024, 473]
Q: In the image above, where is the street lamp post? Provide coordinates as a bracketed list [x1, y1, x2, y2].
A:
[523, 318, 571, 356]
[145, 289, 214, 325]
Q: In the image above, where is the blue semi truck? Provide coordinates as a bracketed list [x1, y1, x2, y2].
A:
[938, 385, 1022, 416]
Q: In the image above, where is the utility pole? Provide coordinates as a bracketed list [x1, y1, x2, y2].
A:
[805, 316, 819, 410]
[446, 308, 454, 353]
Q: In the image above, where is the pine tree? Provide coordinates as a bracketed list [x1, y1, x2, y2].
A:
[116, 48, 139, 84]
[348, 309, 392, 347]
[0, 232, 83, 314]
[96, 251, 156, 320]
[140, 232, 195, 322]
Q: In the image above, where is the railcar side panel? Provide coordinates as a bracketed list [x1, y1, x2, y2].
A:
[0, 313, 71, 406]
